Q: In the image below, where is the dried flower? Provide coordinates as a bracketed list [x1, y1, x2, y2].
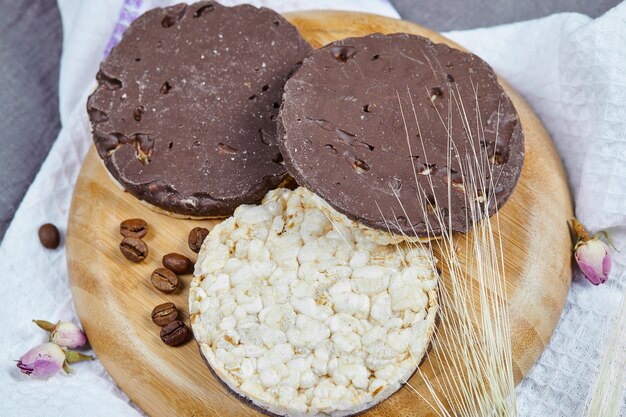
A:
[33, 320, 88, 349]
[51, 322, 88, 349]
[17, 343, 67, 377]
[570, 218, 613, 285]
[575, 238, 611, 285]
[16, 343, 95, 378]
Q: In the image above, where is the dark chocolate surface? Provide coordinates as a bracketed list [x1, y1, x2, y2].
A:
[278, 33, 524, 237]
[87, 1, 311, 217]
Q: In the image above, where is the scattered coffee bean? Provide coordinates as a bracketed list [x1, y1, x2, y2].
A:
[120, 218, 148, 238]
[160, 320, 189, 346]
[151, 267, 178, 293]
[38, 223, 60, 249]
[188, 227, 209, 253]
[162, 253, 194, 274]
[119, 236, 148, 262]
[151, 302, 178, 326]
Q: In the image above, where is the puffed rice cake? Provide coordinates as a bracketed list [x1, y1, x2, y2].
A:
[190, 187, 438, 416]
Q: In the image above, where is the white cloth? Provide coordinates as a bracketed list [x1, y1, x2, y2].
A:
[1, 0, 625, 415]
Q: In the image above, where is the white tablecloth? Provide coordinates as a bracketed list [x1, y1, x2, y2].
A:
[1, 1, 625, 415]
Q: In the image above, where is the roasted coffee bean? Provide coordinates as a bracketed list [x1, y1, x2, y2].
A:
[151, 267, 178, 293]
[38, 223, 60, 249]
[119, 236, 148, 262]
[160, 320, 189, 346]
[151, 302, 178, 326]
[120, 218, 148, 238]
[188, 227, 209, 253]
[162, 253, 194, 274]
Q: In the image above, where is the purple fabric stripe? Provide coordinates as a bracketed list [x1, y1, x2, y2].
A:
[103, 0, 143, 57]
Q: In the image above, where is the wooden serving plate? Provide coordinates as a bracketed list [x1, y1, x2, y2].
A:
[67, 11, 573, 417]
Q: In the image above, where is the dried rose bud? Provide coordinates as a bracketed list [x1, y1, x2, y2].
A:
[16, 343, 95, 377]
[570, 218, 613, 285]
[33, 320, 88, 349]
[51, 322, 88, 349]
[575, 238, 611, 285]
[17, 343, 66, 377]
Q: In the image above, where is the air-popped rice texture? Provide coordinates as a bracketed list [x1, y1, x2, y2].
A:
[189, 187, 438, 417]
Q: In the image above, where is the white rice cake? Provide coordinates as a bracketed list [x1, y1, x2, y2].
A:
[189, 187, 438, 416]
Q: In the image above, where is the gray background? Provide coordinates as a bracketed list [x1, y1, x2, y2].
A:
[0, 0, 621, 241]
[393, 0, 620, 30]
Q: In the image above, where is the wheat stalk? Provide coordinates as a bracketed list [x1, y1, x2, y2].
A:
[584, 287, 626, 417]
[386, 81, 517, 416]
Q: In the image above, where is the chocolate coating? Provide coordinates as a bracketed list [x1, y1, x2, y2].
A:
[87, 1, 311, 217]
[278, 33, 524, 237]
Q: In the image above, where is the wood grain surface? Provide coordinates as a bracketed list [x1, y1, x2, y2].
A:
[67, 11, 573, 417]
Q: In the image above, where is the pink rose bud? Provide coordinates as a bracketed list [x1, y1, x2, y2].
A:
[33, 320, 88, 349]
[51, 322, 88, 349]
[575, 238, 611, 285]
[16, 343, 66, 377]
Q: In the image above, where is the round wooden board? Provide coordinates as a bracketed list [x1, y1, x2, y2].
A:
[67, 10, 573, 417]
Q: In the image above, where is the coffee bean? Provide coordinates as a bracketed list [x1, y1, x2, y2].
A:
[151, 302, 178, 326]
[120, 218, 148, 238]
[119, 236, 148, 262]
[160, 320, 189, 346]
[151, 267, 178, 293]
[162, 253, 194, 274]
[188, 227, 209, 253]
[38, 223, 60, 249]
